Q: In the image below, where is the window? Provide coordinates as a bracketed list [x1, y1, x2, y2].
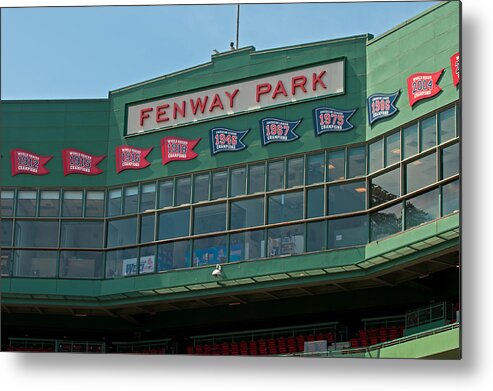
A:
[402, 123, 418, 160]
[248, 163, 265, 194]
[268, 191, 303, 224]
[370, 167, 400, 207]
[328, 181, 366, 215]
[194, 203, 226, 234]
[158, 209, 190, 240]
[0, 190, 14, 217]
[159, 180, 173, 208]
[368, 139, 383, 174]
[62, 190, 83, 217]
[175, 176, 191, 206]
[15, 220, 59, 248]
[385, 132, 400, 166]
[347, 146, 366, 178]
[306, 153, 325, 185]
[14, 250, 57, 278]
[439, 106, 456, 144]
[139, 245, 156, 274]
[230, 230, 265, 262]
[307, 187, 324, 218]
[328, 215, 368, 249]
[327, 150, 345, 181]
[1, 219, 13, 247]
[107, 217, 137, 247]
[193, 235, 228, 267]
[17, 190, 37, 217]
[193, 174, 209, 203]
[140, 183, 156, 212]
[61, 221, 104, 248]
[306, 221, 326, 252]
[60, 251, 103, 279]
[1, 249, 13, 276]
[405, 188, 439, 229]
[157, 240, 191, 271]
[230, 167, 246, 196]
[123, 186, 139, 214]
[230, 197, 264, 230]
[441, 143, 459, 179]
[106, 247, 138, 277]
[140, 214, 155, 243]
[287, 157, 303, 188]
[268, 160, 284, 191]
[108, 188, 122, 216]
[442, 180, 460, 216]
[39, 190, 60, 217]
[267, 224, 304, 257]
[406, 152, 436, 193]
[370, 203, 402, 241]
[420, 115, 437, 152]
[212, 171, 227, 199]
[86, 190, 105, 217]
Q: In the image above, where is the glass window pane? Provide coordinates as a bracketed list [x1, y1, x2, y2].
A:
[267, 224, 304, 257]
[1, 249, 13, 276]
[108, 188, 122, 217]
[157, 240, 191, 271]
[106, 247, 138, 278]
[248, 164, 265, 194]
[230, 167, 246, 196]
[14, 250, 57, 278]
[420, 115, 437, 152]
[61, 221, 104, 248]
[0, 190, 15, 217]
[39, 190, 60, 217]
[159, 180, 173, 208]
[370, 203, 402, 241]
[307, 187, 324, 218]
[62, 191, 83, 217]
[194, 203, 227, 234]
[368, 139, 383, 174]
[140, 183, 156, 212]
[140, 214, 155, 243]
[139, 245, 156, 274]
[1, 219, 13, 247]
[441, 143, 459, 179]
[268, 191, 304, 224]
[268, 160, 284, 191]
[405, 188, 439, 229]
[287, 157, 303, 188]
[327, 150, 345, 181]
[307, 221, 326, 252]
[385, 132, 401, 166]
[212, 171, 227, 200]
[15, 220, 59, 248]
[347, 146, 366, 178]
[230, 230, 265, 262]
[107, 217, 137, 247]
[439, 106, 456, 143]
[370, 167, 400, 207]
[193, 174, 210, 203]
[306, 153, 325, 185]
[230, 197, 264, 230]
[406, 152, 436, 193]
[158, 209, 190, 240]
[328, 215, 368, 249]
[86, 190, 105, 217]
[402, 123, 418, 160]
[175, 176, 191, 206]
[193, 235, 228, 267]
[328, 181, 366, 215]
[60, 251, 103, 279]
[17, 190, 37, 217]
[123, 186, 139, 214]
[442, 180, 460, 216]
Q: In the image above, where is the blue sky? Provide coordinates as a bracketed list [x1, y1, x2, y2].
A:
[1, 1, 438, 99]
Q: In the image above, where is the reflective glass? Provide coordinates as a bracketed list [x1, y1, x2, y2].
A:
[1, 219, 13, 247]
[439, 106, 456, 144]
[175, 176, 191, 206]
[140, 183, 156, 212]
[158, 209, 190, 240]
[106, 247, 138, 278]
[268, 191, 303, 224]
[385, 132, 400, 166]
[267, 224, 304, 257]
[370, 203, 402, 241]
[1, 249, 13, 276]
[231, 167, 246, 196]
[108, 188, 122, 216]
[39, 190, 60, 217]
[307, 187, 324, 218]
[107, 217, 137, 247]
[420, 115, 437, 151]
[347, 146, 366, 178]
[15, 220, 59, 248]
[441, 143, 459, 179]
[0, 191, 14, 217]
[368, 139, 383, 174]
[123, 186, 139, 214]
[328, 215, 368, 248]
[230, 230, 265, 262]
[193, 174, 210, 202]
[327, 150, 345, 181]
[60, 251, 103, 279]
[268, 160, 284, 191]
[157, 240, 191, 271]
[442, 180, 460, 216]
[370, 167, 400, 207]
[328, 181, 366, 215]
[306, 153, 325, 185]
[212, 171, 227, 200]
[406, 152, 436, 193]
[140, 214, 155, 243]
[405, 188, 439, 229]
[61, 221, 104, 248]
[248, 164, 265, 194]
[86, 190, 105, 217]
[17, 190, 37, 217]
[287, 157, 304, 188]
[230, 197, 264, 230]
[306, 221, 326, 252]
[159, 180, 173, 208]
[193, 235, 228, 267]
[139, 245, 156, 274]
[14, 250, 57, 278]
[62, 191, 83, 217]
[194, 203, 226, 234]
[402, 123, 418, 159]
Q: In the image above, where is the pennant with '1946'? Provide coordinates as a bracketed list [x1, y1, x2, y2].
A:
[259, 117, 302, 146]
[62, 148, 106, 176]
[210, 127, 249, 155]
[367, 91, 400, 125]
[313, 107, 357, 136]
[161, 136, 201, 165]
[10, 149, 53, 176]
[450, 52, 460, 87]
[115, 146, 153, 173]
[407, 69, 444, 107]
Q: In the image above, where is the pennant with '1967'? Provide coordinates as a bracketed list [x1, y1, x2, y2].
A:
[367, 91, 400, 125]
[10, 149, 53, 176]
[210, 127, 249, 155]
[407, 69, 444, 107]
[313, 107, 357, 136]
[62, 148, 106, 176]
[259, 117, 302, 146]
[161, 136, 201, 165]
[115, 146, 153, 173]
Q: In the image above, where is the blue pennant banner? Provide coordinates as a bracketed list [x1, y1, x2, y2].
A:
[210, 127, 249, 155]
[259, 117, 302, 146]
[367, 91, 400, 125]
[312, 107, 357, 136]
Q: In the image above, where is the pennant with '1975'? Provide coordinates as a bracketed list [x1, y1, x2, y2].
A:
[367, 91, 400, 125]
[259, 117, 302, 146]
[313, 107, 357, 136]
[210, 127, 249, 155]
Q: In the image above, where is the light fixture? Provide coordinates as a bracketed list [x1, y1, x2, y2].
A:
[391, 148, 401, 155]
[328, 164, 335, 169]
[212, 264, 222, 277]
[354, 187, 367, 193]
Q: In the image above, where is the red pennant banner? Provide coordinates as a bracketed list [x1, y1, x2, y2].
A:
[407, 69, 444, 107]
[115, 146, 153, 173]
[10, 149, 53, 176]
[62, 148, 106, 176]
[161, 137, 201, 166]
[450, 52, 460, 87]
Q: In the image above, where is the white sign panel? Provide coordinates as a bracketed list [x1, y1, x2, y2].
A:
[126, 60, 345, 135]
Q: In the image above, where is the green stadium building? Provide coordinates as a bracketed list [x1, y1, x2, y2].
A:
[0, 2, 460, 358]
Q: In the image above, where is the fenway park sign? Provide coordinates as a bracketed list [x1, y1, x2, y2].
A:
[126, 60, 345, 135]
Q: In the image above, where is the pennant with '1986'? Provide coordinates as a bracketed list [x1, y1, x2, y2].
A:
[210, 127, 249, 155]
[259, 117, 301, 146]
[367, 91, 400, 125]
[313, 107, 357, 136]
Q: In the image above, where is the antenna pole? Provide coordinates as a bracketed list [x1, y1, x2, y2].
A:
[236, 4, 240, 49]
